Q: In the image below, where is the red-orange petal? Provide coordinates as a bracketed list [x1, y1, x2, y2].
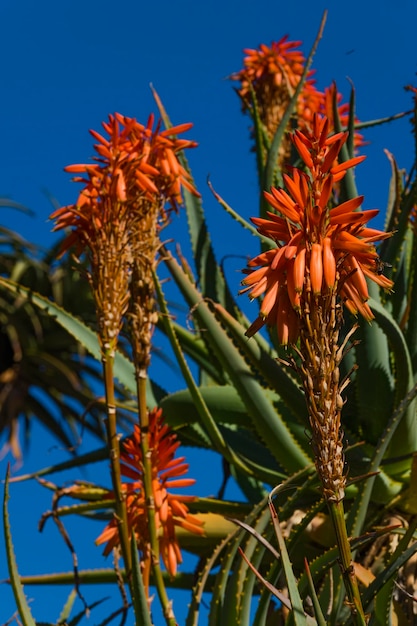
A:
[323, 237, 336, 289]
[310, 243, 323, 295]
[293, 247, 306, 293]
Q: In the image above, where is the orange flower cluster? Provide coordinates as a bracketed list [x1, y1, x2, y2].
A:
[241, 115, 393, 344]
[231, 37, 363, 147]
[50, 113, 199, 256]
[96, 408, 204, 578]
[233, 36, 307, 94]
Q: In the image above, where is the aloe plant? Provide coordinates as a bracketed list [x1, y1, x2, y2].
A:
[3, 16, 417, 626]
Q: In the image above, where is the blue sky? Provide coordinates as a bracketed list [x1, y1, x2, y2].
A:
[1, 0, 417, 624]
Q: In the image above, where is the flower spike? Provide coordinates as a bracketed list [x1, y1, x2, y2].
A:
[242, 114, 393, 344]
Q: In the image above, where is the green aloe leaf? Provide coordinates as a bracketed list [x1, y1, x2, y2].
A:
[332, 82, 360, 203]
[168, 320, 226, 383]
[369, 297, 417, 463]
[382, 180, 416, 272]
[248, 80, 269, 184]
[151, 86, 236, 312]
[223, 508, 276, 626]
[3, 466, 37, 626]
[57, 589, 77, 625]
[269, 488, 311, 626]
[155, 270, 260, 479]
[352, 314, 395, 446]
[347, 382, 417, 539]
[212, 302, 307, 421]
[207, 497, 269, 626]
[304, 559, 327, 626]
[162, 247, 312, 474]
[18, 569, 209, 589]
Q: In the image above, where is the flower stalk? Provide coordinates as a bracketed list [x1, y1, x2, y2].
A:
[102, 353, 132, 577]
[242, 114, 393, 622]
[51, 111, 200, 623]
[137, 377, 176, 626]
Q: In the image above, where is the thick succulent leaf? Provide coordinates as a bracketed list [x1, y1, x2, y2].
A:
[162, 248, 312, 474]
[161, 385, 252, 429]
[296, 526, 391, 600]
[347, 382, 417, 538]
[208, 499, 271, 626]
[252, 499, 323, 625]
[186, 519, 240, 626]
[167, 320, 226, 383]
[368, 297, 417, 463]
[229, 520, 278, 626]
[403, 233, 417, 368]
[352, 314, 394, 446]
[155, 271, 257, 478]
[331, 83, 360, 203]
[152, 86, 237, 313]
[18, 569, 206, 589]
[248, 81, 270, 183]
[269, 489, 312, 626]
[57, 589, 77, 625]
[3, 467, 37, 626]
[162, 387, 291, 482]
[381, 175, 416, 274]
[198, 470, 316, 625]
[207, 179, 273, 245]
[383, 149, 403, 234]
[212, 302, 308, 422]
[304, 559, 327, 626]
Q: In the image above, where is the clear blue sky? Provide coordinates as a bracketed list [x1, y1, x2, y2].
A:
[1, 0, 417, 624]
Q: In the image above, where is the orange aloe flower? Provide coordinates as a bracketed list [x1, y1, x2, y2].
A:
[241, 114, 393, 344]
[231, 37, 319, 142]
[51, 113, 199, 257]
[50, 113, 199, 356]
[231, 38, 364, 166]
[96, 408, 204, 579]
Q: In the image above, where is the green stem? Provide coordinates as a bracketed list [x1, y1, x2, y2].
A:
[102, 354, 132, 578]
[327, 499, 367, 626]
[137, 375, 177, 626]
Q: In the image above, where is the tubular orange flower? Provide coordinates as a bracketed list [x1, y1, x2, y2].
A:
[51, 112, 199, 258]
[241, 114, 393, 344]
[96, 407, 204, 579]
[231, 38, 364, 159]
[230, 36, 320, 163]
[50, 112, 199, 365]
